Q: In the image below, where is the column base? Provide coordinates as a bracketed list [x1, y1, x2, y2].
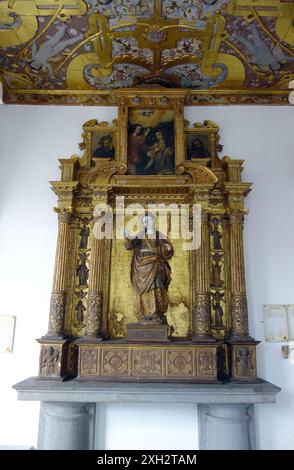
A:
[37, 337, 71, 380]
[226, 338, 260, 383]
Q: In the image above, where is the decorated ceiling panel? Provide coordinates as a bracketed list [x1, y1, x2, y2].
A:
[0, 0, 293, 105]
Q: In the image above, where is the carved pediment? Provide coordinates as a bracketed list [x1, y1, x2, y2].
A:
[176, 163, 218, 185]
[86, 160, 127, 185]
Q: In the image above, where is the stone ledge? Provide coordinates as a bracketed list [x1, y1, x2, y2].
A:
[13, 377, 280, 404]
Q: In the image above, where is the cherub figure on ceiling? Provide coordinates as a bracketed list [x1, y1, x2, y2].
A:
[30, 22, 83, 77]
[232, 23, 293, 72]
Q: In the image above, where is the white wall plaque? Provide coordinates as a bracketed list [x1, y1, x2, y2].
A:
[0, 315, 16, 353]
[264, 305, 288, 342]
[286, 305, 294, 341]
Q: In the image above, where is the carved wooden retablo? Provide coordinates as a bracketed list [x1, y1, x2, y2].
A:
[37, 90, 259, 383]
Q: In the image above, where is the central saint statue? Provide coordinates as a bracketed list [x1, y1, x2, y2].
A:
[125, 214, 174, 325]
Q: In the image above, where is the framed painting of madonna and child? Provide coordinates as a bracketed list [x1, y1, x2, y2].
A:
[127, 108, 175, 176]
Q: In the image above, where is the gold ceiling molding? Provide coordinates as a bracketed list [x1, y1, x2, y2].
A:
[0, 0, 294, 105]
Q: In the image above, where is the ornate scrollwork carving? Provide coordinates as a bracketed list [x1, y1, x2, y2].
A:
[176, 163, 218, 185]
[85, 291, 103, 336]
[86, 161, 127, 185]
[198, 350, 214, 376]
[81, 349, 98, 375]
[47, 292, 66, 336]
[193, 294, 212, 338]
[231, 294, 249, 337]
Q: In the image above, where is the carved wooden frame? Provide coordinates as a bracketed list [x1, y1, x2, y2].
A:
[184, 120, 221, 165]
[114, 90, 187, 177]
[79, 119, 118, 168]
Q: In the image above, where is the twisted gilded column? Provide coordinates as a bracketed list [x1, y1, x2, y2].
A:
[47, 210, 72, 337]
[229, 210, 249, 338]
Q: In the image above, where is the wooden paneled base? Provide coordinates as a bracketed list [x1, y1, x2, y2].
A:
[77, 341, 223, 383]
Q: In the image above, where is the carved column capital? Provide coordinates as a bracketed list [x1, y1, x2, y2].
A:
[90, 185, 109, 207]
[189, 183, 215, 206]
[51, 181, 78, 212]
[222, 183, 252, 211]
[57, 210, 73, 225]
[229, 210, 245, 226]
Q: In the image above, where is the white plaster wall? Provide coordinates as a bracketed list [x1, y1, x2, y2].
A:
[0, 104, 293, 450]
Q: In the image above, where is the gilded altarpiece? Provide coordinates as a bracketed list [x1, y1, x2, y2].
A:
[38, 90, 259, 383]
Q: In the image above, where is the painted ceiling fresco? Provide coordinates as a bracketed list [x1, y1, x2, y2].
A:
[0, 0, 293, 105]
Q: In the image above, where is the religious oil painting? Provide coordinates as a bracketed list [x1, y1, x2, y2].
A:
[186, 133, 212, 160]
[91, 132, 116, 159]
[127, 109, 175, 175]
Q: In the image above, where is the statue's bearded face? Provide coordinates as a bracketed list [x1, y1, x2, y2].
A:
[142, 215, 155, 233]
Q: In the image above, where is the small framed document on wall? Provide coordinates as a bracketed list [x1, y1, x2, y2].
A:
[287, 305, 294, 340]
[0, 315, 16, 352]
[264, 305, 288, 341]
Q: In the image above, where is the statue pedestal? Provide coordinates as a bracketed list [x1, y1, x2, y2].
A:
[13, 378, 280, 450]
[76, 340, 223, 382]
[127, 323, 169, 342]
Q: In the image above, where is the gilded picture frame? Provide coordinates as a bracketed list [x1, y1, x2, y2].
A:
[184, 120, 220, 163]
[114, 90, 187, 178]
[79, 119, 118, 167]
[127, 108, 175, 176]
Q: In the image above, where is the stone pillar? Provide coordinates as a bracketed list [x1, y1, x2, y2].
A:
[192, 209, 214, 341]
[38, 402, 94, 450]
[47, 210, 72, 337]
[198, 404, 255, 450]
